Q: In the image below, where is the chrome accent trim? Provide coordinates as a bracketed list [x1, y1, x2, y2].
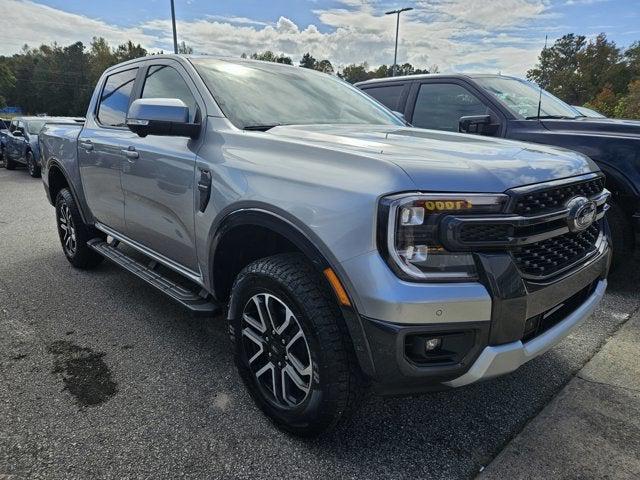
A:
[443, 191, 609, 250]
[94, 222, 204, 286]
[505, 172, 603, 199]
[444, 279, 607, 388]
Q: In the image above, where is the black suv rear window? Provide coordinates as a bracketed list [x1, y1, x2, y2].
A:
[362, 84, 405, 111]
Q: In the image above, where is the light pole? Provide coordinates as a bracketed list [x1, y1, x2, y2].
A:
[385, 7, 413, 77]
[170, 0, 178, 54]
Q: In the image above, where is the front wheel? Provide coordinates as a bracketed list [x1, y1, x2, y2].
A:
[229, 253, 365, 436]
[26, 151, 41, 178]
[3, 149, 17, 170]
[55, 188, 104, 269]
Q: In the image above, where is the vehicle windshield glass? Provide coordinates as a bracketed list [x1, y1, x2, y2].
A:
[474, 76, 580, 119]
[26, 120, 46, 134]
[190, 58, 403, 129]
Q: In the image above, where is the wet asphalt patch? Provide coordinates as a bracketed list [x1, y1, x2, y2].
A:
[47, 340, 118, 408]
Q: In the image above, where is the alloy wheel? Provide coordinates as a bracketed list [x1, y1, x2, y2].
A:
[241, 293, 313, 409]
[58, 201, 77, 256]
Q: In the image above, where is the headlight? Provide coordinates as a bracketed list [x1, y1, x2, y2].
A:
[378, 193, 508, 281]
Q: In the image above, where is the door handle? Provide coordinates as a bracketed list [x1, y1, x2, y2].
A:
[79, 140, 93, 151]
[121, 147, 139, 161]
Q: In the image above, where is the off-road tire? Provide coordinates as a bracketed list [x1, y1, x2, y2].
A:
[55, 188, 104, 269]
[229, 253, 366, 436]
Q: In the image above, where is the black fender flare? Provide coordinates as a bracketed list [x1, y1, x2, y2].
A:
[209, 205, 377, 377]
[46, 160, 91, 224]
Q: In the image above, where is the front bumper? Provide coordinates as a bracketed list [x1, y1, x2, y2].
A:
[341, 232, 610, 395]
[444, 279, 606, 387]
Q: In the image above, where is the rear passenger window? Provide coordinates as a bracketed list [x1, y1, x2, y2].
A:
[142, 65, 198, 123]
[363, 85, 405, 111]
[97, 68, 139, 127]
[412, 83, 490, 132]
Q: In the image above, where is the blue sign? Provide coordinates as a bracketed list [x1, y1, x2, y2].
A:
[0, 106, 23, 114]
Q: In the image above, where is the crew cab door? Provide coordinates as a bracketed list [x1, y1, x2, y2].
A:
[78, 67, 140, 233]
[406, 80, 503, 136]
[120, 60, 205, 271]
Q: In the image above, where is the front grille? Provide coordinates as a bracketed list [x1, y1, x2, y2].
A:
[513, 177, 605, 216]
[459, 224, 513, 242]
[511, 222, 601, 278]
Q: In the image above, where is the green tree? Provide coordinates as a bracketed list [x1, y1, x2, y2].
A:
[527, 34, 587, 104]
[178, 41, 193, 54]
[250, 51, 292, 65]
[315, 59, 334, 74]
[586, 84, 618, 117]
[579, 34, 627, 101]
[299, 52, 317, 69]
[339, 63, 372, 83]
[0, 62, 15, 108]
[114, 41, 147, 62]
[615, 79, 640, 119]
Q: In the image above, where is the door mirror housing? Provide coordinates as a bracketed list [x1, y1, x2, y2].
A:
[126, 98, 200, 138]
[12, 128, 23, 137]
[459, 115, 499, 136]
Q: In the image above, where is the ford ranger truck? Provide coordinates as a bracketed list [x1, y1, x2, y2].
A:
[39, 55, 611, 436]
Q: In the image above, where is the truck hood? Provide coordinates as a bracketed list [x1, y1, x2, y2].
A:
[542, 117, 640, 138]
[268, 125, 597, 192]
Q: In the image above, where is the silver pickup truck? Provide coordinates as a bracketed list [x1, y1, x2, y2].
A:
[39, 55, 611, 436]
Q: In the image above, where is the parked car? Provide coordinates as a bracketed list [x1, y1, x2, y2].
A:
[573, 105, 606, 118]
[3, 116, 83, 177]
[40, 55, 610, 435]
[0, 118, 10, 166]
[356, 74, 639, 264]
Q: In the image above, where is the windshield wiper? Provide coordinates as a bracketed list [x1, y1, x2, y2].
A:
[525, 115, 576, 120]
[243, 124, 281, 131]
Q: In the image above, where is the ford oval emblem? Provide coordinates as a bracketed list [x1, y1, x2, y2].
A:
[566, 196, 597, 233]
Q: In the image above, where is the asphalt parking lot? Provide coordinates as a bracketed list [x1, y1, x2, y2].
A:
[1, 166, 639, 480]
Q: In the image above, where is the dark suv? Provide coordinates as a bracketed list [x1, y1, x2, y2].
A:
[356, 74, 640, 264]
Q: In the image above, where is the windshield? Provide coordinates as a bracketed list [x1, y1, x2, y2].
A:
[474, 76, 580, 119]
[191, 58, 403, 129]
[26, 120, 46, 135]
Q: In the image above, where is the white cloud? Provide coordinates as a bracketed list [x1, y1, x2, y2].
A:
[0, 0, 157, 54]
[0, 0, 553, 76]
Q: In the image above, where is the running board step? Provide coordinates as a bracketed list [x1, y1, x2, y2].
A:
[87, 239, 220, 316]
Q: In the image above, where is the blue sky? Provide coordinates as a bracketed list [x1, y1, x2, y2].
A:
[1, 0, 638, 76]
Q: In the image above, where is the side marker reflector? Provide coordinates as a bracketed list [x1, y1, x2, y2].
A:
[323, 268, 351, 307]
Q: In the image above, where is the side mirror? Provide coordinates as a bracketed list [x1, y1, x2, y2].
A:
[12, 129, 23, 137]
[126, 98, 199, 138]
[459, 115, 499, 135]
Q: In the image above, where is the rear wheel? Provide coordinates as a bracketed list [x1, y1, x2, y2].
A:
[229, 253, 365, 436]
[26, 151, 41, 178]
[608, 200, 635, 270]
[55, 188, 104, 269]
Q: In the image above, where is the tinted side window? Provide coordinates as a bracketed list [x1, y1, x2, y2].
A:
[363, 85, 405, 111]
[141, 65, 198, 122]
[97, 68, 139, 127]
[412, 83, 489, 132]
